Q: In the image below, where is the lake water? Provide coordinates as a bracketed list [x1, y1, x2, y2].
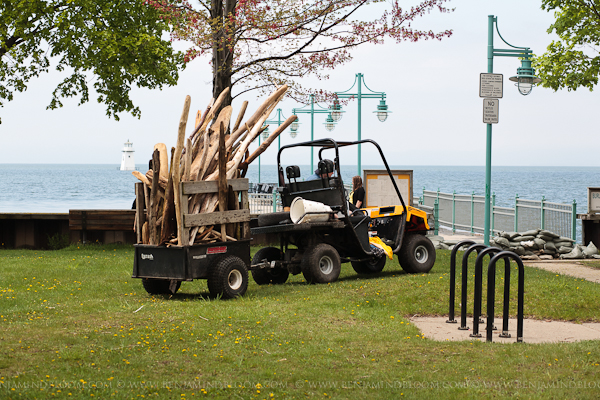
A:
[0, 164, 598, 213]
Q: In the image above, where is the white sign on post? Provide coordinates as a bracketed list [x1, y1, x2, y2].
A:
[483, 98, 499, 124]
[480, 73, 503, 98]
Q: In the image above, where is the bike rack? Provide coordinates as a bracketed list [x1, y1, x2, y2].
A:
[446, 240, 475, 324]
[459, 244, 489, 330]
[471, 246, 504, 338]
[486, 251, 525, 343]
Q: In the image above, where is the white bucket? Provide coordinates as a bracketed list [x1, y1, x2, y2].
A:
[290, 197, 333, 224]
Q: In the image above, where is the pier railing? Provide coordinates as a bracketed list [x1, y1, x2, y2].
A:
[419, 189, 578, 240]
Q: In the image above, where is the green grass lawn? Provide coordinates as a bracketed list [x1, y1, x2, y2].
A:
[1, 244, 600, 399]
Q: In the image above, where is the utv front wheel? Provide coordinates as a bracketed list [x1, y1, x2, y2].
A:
[301, 244, 341, 284]
[398, 235, 436, 274]
[351, 255, 387, 274]
[251, 247, 289, 285]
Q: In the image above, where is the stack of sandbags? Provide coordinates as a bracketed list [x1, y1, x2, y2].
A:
[132, 85, 296, 246]
[491, 229, 577, 260]
[560, 241, 600, 260]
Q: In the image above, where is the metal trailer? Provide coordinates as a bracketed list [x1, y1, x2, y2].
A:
[131, 178, 252, 299]
[250, 138, 436, 285]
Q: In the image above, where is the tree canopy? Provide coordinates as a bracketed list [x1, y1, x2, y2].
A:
[151, 0, 453, 105]
[0, 0, 184, 123]
[534, 0, 600, 91]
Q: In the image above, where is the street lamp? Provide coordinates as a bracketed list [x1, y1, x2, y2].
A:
[292, 94, 336, 172]
[335, 73, 390, 176]
[482, 15, 541, 245]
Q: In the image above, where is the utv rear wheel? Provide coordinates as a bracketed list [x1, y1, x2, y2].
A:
[251, 247, 289, 285]
[142, 278, 181, 295]
[208, 256, 249, 299]
[301, 244, 341, 284]
[351, 255, 387, 275]
[398, 234, 436, 274]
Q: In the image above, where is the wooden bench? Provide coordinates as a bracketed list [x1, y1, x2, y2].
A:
[69, 210, 136, 244]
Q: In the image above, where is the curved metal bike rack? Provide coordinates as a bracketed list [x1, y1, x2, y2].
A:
[447, 240, 476, 324]
[459, 244, 489, 330]
[486, 251, 525, 343]
[471, 246, 504, 338]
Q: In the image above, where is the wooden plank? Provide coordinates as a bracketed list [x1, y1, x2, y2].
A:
[180, 182, 190, 246]
[174, 95, 192, 246]
[240, 191, 250, 239]
[218, 122, 228, 242]
[149, 149, 160, 245]
[69, 210, 137, 216]
[182, 178, 249, 195]
[184, 209, 250, 227]
[136, 203, 150, 237]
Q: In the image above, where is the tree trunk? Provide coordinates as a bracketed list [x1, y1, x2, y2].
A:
[211, 0, 236, 110]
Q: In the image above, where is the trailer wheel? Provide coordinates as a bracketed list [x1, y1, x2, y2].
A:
[351, 255, 387, 275]
[398, 234, 436, 274]
[142, 278, 181, 295]
[251, 247, 289, 285]
[208, 255, 249, 299]
[301, 243, 341, 284]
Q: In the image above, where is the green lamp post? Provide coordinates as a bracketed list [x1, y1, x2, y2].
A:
[292, 94, 336, 172]
[483, 15, 541, 245]
[335, 73, 390, 176]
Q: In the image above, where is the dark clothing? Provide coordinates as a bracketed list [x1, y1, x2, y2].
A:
[352, 187, 365, 207]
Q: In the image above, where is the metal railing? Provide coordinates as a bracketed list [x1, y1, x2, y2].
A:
[419, 189, 578, 240]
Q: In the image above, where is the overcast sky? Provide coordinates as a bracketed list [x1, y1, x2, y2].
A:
[1, 0, 598, 167]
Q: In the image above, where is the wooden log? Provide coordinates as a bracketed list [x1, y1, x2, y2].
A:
[184, 138, 192, 182]
[190, 99, 213, 146]
[242, 115, 297, 167]
[132, 170, 151, 186]
[145, 170, 168, 190]
[143, 184, 150, 225]
[142, 221, 149, 244]
[135, 183, 146, 243]
[226, 91, 285, 179]
[153, 143, 169, 182]
[160, 147, 177, 245]
[199, 105, 232, 180]
[227, 184, 238, 238]
[225, 85, 287, 150]
[149, 149, 160, 245]
[173, 95, 192, 246]
[218, 122, 228, 242]
[232, 100, 248, 132]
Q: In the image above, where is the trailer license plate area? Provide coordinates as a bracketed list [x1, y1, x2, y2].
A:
[207, 246, 227, 255]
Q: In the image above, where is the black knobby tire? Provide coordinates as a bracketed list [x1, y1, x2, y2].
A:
[142, 278, 181, 295]
[258, 212, 291, 227]
[398, 234, 436, 274]
[207, 255, 249, 299]
[301, 243, 341, 284]
[251, 247, 289, 285]
[351, 255, 387, 275]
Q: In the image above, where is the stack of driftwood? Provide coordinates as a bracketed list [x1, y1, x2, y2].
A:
[132, 85, 296, 246]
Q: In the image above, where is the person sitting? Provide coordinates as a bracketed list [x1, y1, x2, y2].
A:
[349, 175, 365, 211]
[306, 159, 334, 181]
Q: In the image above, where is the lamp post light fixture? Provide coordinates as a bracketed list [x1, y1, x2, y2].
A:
[330, 99, 344, 122]
[292, 94, 337, 172]
[335, 73, 390, 176]
[482, 15, 541, 245]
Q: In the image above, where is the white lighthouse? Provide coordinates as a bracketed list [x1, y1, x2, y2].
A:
[120, 140, 136, 171]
